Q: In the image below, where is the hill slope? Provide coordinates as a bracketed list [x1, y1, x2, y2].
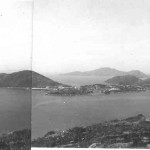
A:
[0, 73, 7, 78]
[127, 70, 147, 78]
[0, 129, 30, 150]
[63, 67, 147, 78]
[32, 71, 62, 88]
[0, 70, 62, 88]
[138, 78, 150, 87]
[105, 75, 142, 85]
[32, 114, 150, 148]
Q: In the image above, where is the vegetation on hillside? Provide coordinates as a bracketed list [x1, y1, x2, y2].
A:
[106, 75, 141, 85]
[32, 114, 150, 148]
[0, 129, 31, 150]
[0, 70, 62, 88]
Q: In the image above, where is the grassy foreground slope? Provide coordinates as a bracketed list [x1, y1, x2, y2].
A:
[32, 114, 150, 148]
[0, 129, 31, 150]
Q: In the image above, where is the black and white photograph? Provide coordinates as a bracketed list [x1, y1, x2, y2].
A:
[0, 0, 150, 149]
[0, 0, 32, 149]
[31, 0, 150, 148]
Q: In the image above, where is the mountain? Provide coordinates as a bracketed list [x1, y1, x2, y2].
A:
[62, 67, 147, 78]
[63, 67, 124, 76]
[84, 67, 125, 76]
[127, 70, 147, 78]
[105, 75, 142, 85]
[32, 71, 63, 88]
[0, 73, 7, 78]
[0, 70, 62, 88]
[64, 71, 83, 76]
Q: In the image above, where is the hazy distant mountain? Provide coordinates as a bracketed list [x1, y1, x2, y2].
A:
[127, 70, 147, 78]
[0, 70, 62, 88]
[105, 75, 142, 85]
[62, 67, 147, 78]
[64, 71, 83, 76]
[63, 68, 124, 76]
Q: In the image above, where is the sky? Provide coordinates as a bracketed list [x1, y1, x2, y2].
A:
[0, 0, 150, 74]
[0, 0, 32, 73]
[33, 0, 150, 75]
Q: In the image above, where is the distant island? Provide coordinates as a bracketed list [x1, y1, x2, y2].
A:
[32, 114, 150, 148]
[62, 67, 148, 78]
[45, 75, 150, 96]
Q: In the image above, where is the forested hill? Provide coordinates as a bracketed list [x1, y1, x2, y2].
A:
[105, 75, 150, 86]
[105, 75, 142, 85]
[0, 70, 63, 88]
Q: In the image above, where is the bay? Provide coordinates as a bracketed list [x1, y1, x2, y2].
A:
[32, 90, 150, 139]
[0, 88, 31, 135]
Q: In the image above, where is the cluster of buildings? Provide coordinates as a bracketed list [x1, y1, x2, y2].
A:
[79, 83, 149, 95]
[32, 83, 149, 96]
[45, 85, 82, 96]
